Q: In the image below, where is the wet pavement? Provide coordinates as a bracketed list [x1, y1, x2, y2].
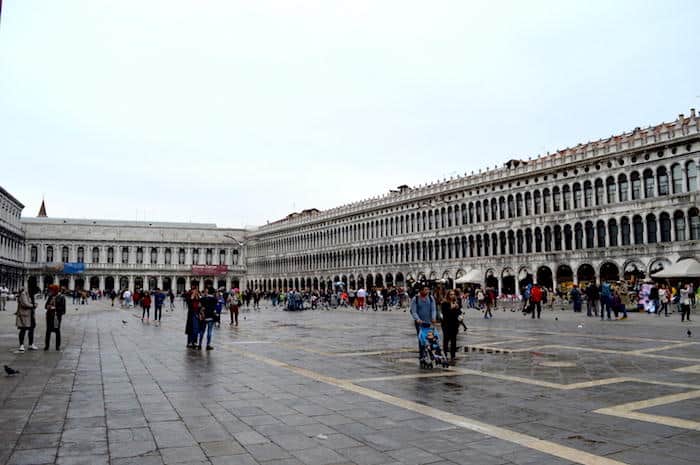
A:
[1, 299, 699, 465]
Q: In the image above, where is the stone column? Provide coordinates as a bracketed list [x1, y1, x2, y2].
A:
[199, 279, 205, 291]
[515, 277, 520, 299]
[99, 276, 105, 291]
[69, 275, 75, 291]
[39, 275, 45, 292]
[143, 275, 148, 290]
[128, 275, 134, 291]
[114, 275, 119, 290]
[157, 276, 163, 290]
[497, 276, 502, 297]
[53, 275, 59, 285]
[226, 276, 232, 291]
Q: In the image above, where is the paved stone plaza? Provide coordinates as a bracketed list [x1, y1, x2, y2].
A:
[1, 301, 699, 465]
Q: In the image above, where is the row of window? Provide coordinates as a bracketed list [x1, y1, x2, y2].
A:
[30, 246, 240, 265]
[255, 161, 699, 255]
[0, 233, 22, 260]
[251, 208, 700, 273]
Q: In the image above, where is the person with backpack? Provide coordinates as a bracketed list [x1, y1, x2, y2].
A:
[570, 285, 582, 312]
[600, 281, 612, 320]
[529, 284, 543, 319]
[44, 285, 66, 351]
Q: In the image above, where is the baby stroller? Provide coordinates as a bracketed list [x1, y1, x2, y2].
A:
[418, 323, 449, 369]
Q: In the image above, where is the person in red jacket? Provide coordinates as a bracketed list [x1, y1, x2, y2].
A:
[530, 284, 543, 319]
[141, 292, 152, 321]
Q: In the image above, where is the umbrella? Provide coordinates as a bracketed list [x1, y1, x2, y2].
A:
[651, 258, 700, 279]
[455, 269, 483, 285]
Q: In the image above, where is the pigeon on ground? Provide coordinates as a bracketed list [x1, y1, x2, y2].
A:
[74, 307, 79, 311]
[4, 365, 19, 376]
[122, 320, 128, 325]
[688, 330, 692, 338]
[555, 317, 558, 321]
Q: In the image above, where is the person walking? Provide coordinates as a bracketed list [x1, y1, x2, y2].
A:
[153, 289, 165, 324]
[141, 292, 152, 321]
[15, 287, 38, 352]
[586, 283, 599, 317]
[185, 287, 201, 348]
[226, 291, 240, 326]
[44, 285, 66, 351]
[441, 290, 462, 363]
[529, 284, 543, 319]
[658, 285, 670, 317]
[680, 284, 692, 322]
[0, 285, 9, 311]
[215, 291, 224, 327]
[570, 285, 583, 312]
[410, 285, 437, 359]
[199, 288, 217, 350]
[168, 289, 175, 311]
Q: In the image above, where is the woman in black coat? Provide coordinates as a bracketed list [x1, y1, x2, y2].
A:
[440, 290, 462, 363]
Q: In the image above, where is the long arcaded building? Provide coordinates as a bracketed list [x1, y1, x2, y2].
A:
[6, 110, 700, 294]
[245, 110, 700, 295]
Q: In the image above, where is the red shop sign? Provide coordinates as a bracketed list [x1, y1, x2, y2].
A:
[191, 265, 229, 276]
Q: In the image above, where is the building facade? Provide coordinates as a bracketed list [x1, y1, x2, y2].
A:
[21, 218, 247, 293]
[245, 110, 700, 295]
[0, 186, 25, 290]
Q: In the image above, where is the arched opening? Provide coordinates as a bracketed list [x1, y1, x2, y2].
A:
[385, 273, 394, 287]
[43, 275, 55, 291]
[162, 277, 171, 291]
[624, 261, 646, 286]
[60, 278, 70, 289]
[366, 274, 374, 289]
[556, 265, 574, 293]
[536, 266, 553, 290]
[577, 264, 596, 287]
[176, 277, 186, 294]
[357, 275, 365, 289]
[313, 277, 319, 290]
[501, 268, 515, 295]
[148, 277, 158, 290]
[134, 277, 144, 290]
[485, 270, 498, 291]
[119, 276, 129, 290]
[518, 267, 533, 292]
[375, 274, 384, 288]
[441, 271, 453, 289]
[75, 278, 85, 290]
[649, 258, 672, 277]
[28, 276, 38, 294]
[395, 272, 405, 287]
[104, 276, 115, 291]
[89, 276, 100, 290]
[600, 262, 620, 282]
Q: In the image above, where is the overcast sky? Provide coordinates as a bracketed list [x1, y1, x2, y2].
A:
[1, 1, 699, 228]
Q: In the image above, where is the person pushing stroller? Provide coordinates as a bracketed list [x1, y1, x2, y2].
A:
[410, 286, 446, 367]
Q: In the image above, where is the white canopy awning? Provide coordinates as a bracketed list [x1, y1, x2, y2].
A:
[455, 269, 483, 285]
[651, 258, 700, 279]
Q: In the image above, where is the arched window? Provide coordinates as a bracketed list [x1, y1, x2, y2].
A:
[618, 174, 628, 202]
[178, 248, 185, 264]
[92, 247, 100, 263]
[554, 225, 562, 250]
[659, 213, 671, 242]
[564, 225, 572, 250]
[46, 246, 54, 262]
[631, 172, 641, 200]
[671, 164, 683, 193]
[468, 203, 474, 224]
[583, 181, 593, 207]
[633, 216, 644, 244]
[516, 193, 523, 216]
[475, 202, 481, 223]
[690, 208, 700, 240]
[121, 247, 129, 264]
[483, 200, 490, 222]
[674, 211, 686, 241]
[77, 247, 85, 263]
[594, 179, 604, 205]
[499, 197, 506, 220]
[524, 192, 532, 215]
[107, 247, 114, 264]
[491, 199, 497, 220]
[534, 228, 542, 253]
[646, 214, 657, 243]
[643, 169, 655, 198]
[585, 221, 594, 248]
[30, 245, 38, 263]
[687, 161, 698, 192]
[606, 177, 616, 204]
[596, 220, 606, 247]
[573, 183, 582, 209]
[525, 228, 533, 253]
[533, 191, 541, 215]
[657, 167, 669, 196]
[164, 248, 172, 265]
[516, 230, 523, 254]
[542, 188, 550, 214]
[608, 219, 618, 247]
[136, 247, 144, 264]
[151, 248, 158, 264]
[552, 187, 560, 212]
[483, 235, 489, 257]
[574, 223, 583, 249]
[507, 195, 515, 218]
[219, 249, 226, 265]
[621, 217, 631, 245]
[544, 227, 552, 252]
[562, 185, 570, 210]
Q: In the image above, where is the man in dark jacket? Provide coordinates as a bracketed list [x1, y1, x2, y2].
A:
[44, 285, 66, 351]
[199, 288, 217, 350]
[585, 283, 600, 317]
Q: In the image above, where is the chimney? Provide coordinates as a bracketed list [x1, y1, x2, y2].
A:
[678, 113, 684, 120]
[691, 108, 696, 118]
